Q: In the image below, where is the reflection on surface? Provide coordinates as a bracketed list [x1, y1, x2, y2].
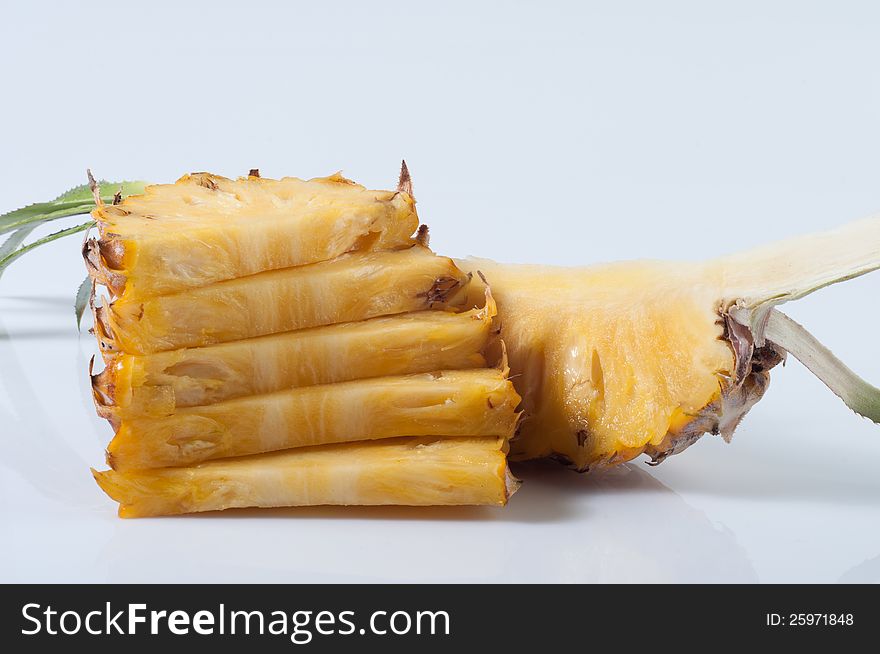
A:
[839, 553, 880, 583]
[99, 462, 757, 583]
[506, 461, 759, 583]
[0, 313, 98, 508]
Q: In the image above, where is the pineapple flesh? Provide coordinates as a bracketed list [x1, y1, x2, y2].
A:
[73, 165, 878, 512]
[86, 172, 419, 298]
[93, 245, 469, 356]
[92, 291, 496, 414]
[94, 436, 518, 518]
[87, 167, 521, 516]
[105, 368, 521, 470]
[460, 215, 880, 470]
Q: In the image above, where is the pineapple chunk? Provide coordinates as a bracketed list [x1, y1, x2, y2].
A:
[92, 293, 497, 414]
[461, 260, 733, 470]
[106, 369, 521, 470]
[459, 215, 880, 470]
[95, 246, 469, 356]
[94, 436, 519, 518]
[86, 172, 419, 299]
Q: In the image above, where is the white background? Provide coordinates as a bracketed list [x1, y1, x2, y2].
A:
[1, 0, 879, 582]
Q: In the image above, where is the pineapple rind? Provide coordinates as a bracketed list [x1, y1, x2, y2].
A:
[106, 369, 522, 470]
[89, 172, 419, 299]
[92, 299, 495, 414]
[95, 246, 470, 356]
[93, 435, 515, 517]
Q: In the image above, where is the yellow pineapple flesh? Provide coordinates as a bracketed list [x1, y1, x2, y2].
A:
[87, 167, 522, 515]
[105, 368, 521, 471]
[460, 215, 880, 470]
[94, 245, 469, 356]
[86, 172, 419, 298]
[92, 291, 496, 414]
[94, 436, 518, 518]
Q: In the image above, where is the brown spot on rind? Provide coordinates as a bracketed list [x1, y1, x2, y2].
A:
[416, 224, 430, 247]
[644, 340, 784, 465]
[82, 237, 126, 296]
[87, 169, 102, 206]
[397, 160, 414, 200]
[190, 173, 219, 190]
[724, 313, 755, 386]
[248, 169, 260, 178]
[420, 276, 462, 305]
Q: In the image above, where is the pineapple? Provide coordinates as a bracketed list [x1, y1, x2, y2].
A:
[459, 215, 880, 470]
[85, 171, 419, 298]
[93, 245, 470, 356]
[81, 166, 522, 515]
[5, 164, 875, 514]
[93, 436, 518, 518]
[104, 368, 520, 470]
[91, 288, 497, 414]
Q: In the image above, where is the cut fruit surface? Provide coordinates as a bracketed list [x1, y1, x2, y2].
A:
[459, 214, 880, 470]
[94, 245, 469, 355]
[106, 368, 521, 470]
[92, 295, 496, 414]
[94, 435, 518, 518]
[87, 172, 419, 298]
[462, 260, 734, 469]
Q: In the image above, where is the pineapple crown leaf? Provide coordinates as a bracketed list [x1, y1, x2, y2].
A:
[0, 176, 150, 326]
[75, 275, 93, 331]
[0, 179, 148, 237]
[0, 220, 95, 278]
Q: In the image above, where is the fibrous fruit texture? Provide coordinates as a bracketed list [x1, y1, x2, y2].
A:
[86, 165, 880, 517]
[460, 216, 880, 470]
[94, 436, 518, 518]
[87, 169, 520, 517]
[87, 172, 419, 298]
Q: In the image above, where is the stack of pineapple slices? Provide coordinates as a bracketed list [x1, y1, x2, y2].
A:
[87, 168, 521, 517]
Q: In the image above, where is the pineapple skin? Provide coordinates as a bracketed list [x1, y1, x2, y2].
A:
[94, 246, 470, 356]
[93, 436, 519, 517]
[460, 259, 767, 470]
[87, 172, 419, 299]
[92, 298, 496, 414]
[105, 369, 522, 470]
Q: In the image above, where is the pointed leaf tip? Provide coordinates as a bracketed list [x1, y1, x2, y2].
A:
[75, 275, 93, 330]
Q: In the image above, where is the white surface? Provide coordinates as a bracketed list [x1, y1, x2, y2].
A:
[2, 1, 880, 583]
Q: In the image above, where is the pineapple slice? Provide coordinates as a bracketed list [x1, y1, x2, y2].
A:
[459, 215, 880, 470]
[93, 436, 519, 518]
[85, 172, 419, 299]
[92, 291, 497, 414]
[94, 245, 469, 356]
[105, 368, 521, 470]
